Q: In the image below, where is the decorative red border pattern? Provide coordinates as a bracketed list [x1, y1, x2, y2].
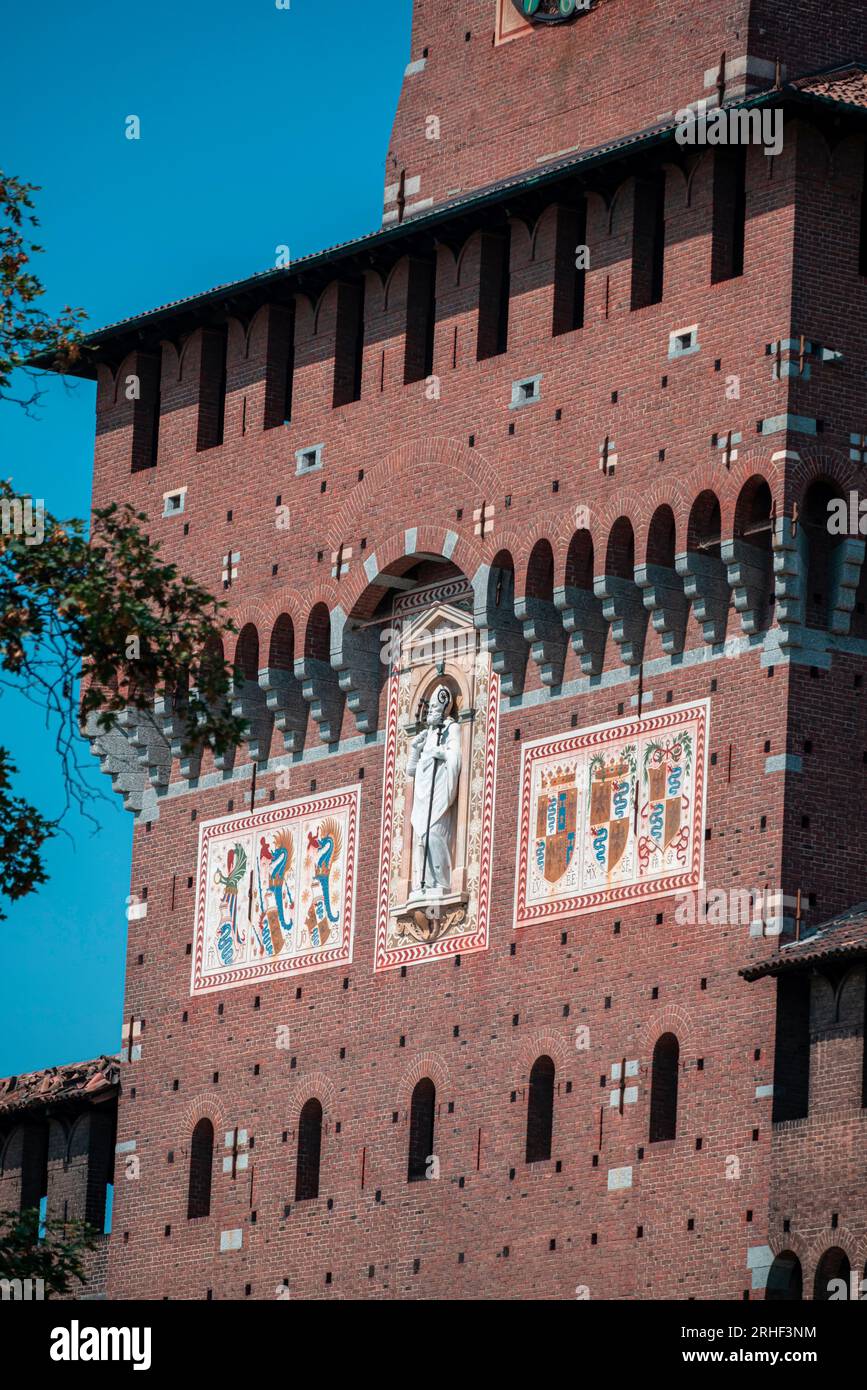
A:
[514, 701, 708, 930]
[374, 657, 500, 973]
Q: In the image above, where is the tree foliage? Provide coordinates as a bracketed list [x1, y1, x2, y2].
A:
[0, 1207, 100, 1297]
[0, 170, 86, 413]
[0, 173, 244, 918]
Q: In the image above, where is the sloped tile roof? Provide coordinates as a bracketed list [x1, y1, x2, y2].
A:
[792, 63, 867, 110]
[741, 902, 867, 981]
[0, 1055, 120, 1116]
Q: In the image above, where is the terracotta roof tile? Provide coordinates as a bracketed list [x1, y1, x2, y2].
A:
[0, 1055, 120, 1116]
[791, 63, 867, 110]
[741, 902, 867, 981]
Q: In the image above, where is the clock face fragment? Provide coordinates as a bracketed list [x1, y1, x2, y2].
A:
[511, 0, 592, 23]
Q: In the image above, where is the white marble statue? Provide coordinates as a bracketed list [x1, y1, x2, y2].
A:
[407, 684, 462, 898]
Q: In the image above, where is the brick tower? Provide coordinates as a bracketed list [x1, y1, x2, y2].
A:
[53, 0, 867, 1299]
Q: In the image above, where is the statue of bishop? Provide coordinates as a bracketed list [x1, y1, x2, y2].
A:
[407, 685, 462, 899]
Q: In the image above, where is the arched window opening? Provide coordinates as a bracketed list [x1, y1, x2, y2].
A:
[605, 517, 635, 581]
[766, 1251, 803, 1301]
[813, 1247, 850, 1301]
[526, 1055, 555, 1163]
[407, 1078, 436, 1183]
[187, 1118, 214, 1219]
[649, 1033, 680, 1142]
[295, 1098, 323, 1202]
[646, 505, 677, 569]
[802, 480, 846, 630]
[687, 491, 722, 559]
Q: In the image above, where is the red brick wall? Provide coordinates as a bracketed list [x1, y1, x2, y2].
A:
[85, 5, 867, 1301]
[383, 0, 867, 217]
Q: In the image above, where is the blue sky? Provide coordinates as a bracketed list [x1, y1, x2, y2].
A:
[0, 0, 412, 1076]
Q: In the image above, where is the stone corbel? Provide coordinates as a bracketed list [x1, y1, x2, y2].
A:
[828, 536, 866, 636]
[257, 665, 307, 753]
[231, 676, 274, 763]
[472, 563, 529, 696]
[720, 538, 771, 635]
[515, 593, 569, 688]
[121, 706, 172, 793]
[593, 574, 648, 667]
[294, 655, 345, 744]
[155, 688, 204, 781]
[675, 550, 731, 646]
[634, 563, 689, 656]
[553, 583, 608, 676]
[83, 711, 147, 813]
[330, 608, 384, 735]
[771, 516, 808, 647]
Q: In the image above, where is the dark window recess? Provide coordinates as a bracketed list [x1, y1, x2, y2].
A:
[263, 302, 296, 428]
[552, 199, 587, 336]
[187, 1118, 214, 1219]
[407, 1077, 436, 1182]
[19, 1121, 49, 1214]
[766, 1252, 803, 1302]
[772, 974, 811, 1122]
[711, 146, 747, 284]
[477, 228, 511, 361]
[295, 1097, 323, 1202]
[863, 972, 867, 1109]
[404, 257, 437, 384]
[196, 325, 229, 451]
[333, 280, 365, 407]
[131, 353, 161, 472]
[813, 1248, 850, 1302]
[649, 1033, 680, 1142]
[83, 1116, 114, 1230]
[525, 1055, 555, 1163]
[631, 172, 666, 309]
[860, 147, 867, 278]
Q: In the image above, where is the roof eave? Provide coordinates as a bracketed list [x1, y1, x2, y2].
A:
[30, 79, 867, 380]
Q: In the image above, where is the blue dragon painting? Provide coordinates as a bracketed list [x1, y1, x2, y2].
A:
[305, 818, 343, 948]
[256, 829, 295, 957]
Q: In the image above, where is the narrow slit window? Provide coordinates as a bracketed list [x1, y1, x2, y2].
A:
[187, 1118, 214, 1219]
[20, 1120, 48, 1215]
[196, 325, 229, 451]
[477, 228, 511, 361]
[772, 974, 811, 1122]
[711, 146, 747, 284]
[131, 353, 161, 472]
[525, 1055, 555, 1162]
[264, 302, 296, 428]
[333, 281, 365, 407]
[631, 172, 666, 310]
[295, 1098, 323, 1202]
[404, 257, 437, 384]
[407, 1077, 436, 1182]
[648, 1033, 679, 1141]
[859, 147, 867, 278]
[552, 200, 587, 336]
[862, 966, 867, 1108]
